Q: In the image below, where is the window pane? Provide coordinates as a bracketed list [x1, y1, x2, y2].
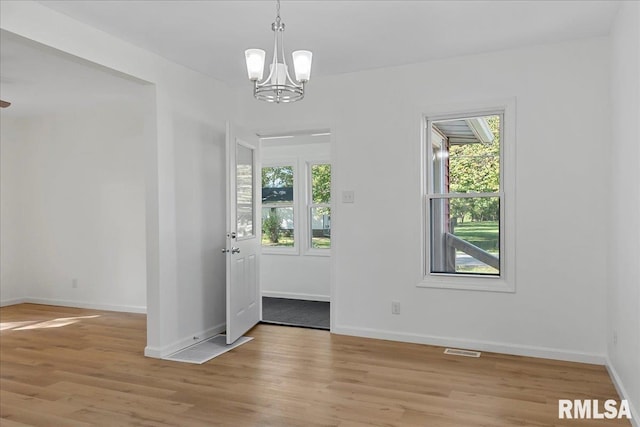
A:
[430, 197, 500, 275]
[236, 144, 254, 238]
[432, 115, 500, 194]
[311, 164, 331, 204]
[262, 166, 294, 205]
[261, 207, 294, 247]
[262, 166, 294, 188]
[310, 207, 331, 249]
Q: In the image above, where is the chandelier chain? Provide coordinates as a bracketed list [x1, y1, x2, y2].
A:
[275, 0, 281, 26]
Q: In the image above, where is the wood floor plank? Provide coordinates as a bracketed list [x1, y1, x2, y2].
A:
[0, 391, 89, 424]
[0, 417, 34, 427]
[1, 404, 92, 427]
[0, 303, 631, 426]
[0, 379, 73, 402]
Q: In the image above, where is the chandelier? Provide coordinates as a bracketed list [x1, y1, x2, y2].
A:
[244, 0, 312, 103]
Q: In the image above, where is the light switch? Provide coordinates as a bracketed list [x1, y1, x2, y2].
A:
[342, 190, 355, 203]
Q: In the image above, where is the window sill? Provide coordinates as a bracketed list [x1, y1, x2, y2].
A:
[418, 276, 514, 293]
[304, 249, 331, 257]
[261, 247, 299, 256]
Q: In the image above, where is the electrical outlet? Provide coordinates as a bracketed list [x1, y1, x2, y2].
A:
[613, 331, 618, 346]
[392, 300, 401, 315]
[342, 190, 355, 203]
[72, 278, 78, 289]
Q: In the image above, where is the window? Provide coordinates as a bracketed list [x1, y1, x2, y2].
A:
[422, 103, 515, 292]
[236, 144, 255, 239]
[261, 166, 294, 248]
[309, 163, 331, 250]
[261, 160, 332, 254]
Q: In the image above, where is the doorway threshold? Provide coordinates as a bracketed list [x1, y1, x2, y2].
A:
[261, 297, 329, 330]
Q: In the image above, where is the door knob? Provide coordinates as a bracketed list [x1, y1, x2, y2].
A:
[221, 248, 229, 254]
[231, 247, 240, 254]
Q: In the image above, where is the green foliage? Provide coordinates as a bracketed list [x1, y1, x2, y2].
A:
[262, 209, 282, 243]
[262, 166, 293, 188]
[449, 116, 500, 222]
[312, 164, 331, 203]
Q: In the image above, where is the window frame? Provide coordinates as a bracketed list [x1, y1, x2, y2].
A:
[260, 160, 299, 255]
[420, 100, 516, 292]
[305, 160, 332, 256]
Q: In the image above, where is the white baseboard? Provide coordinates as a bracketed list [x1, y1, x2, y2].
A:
[606, 358, 639, 427]
[12, 297, 147, 314]
[0, 298, 27, 307]
[145, 322, 226, 359]
[143, 346, 163, 358]
[333, 324, 607, 365]
[261, 290, 330, 302]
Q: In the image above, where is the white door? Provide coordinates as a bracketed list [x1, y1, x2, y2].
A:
[225, 122, 260, 344]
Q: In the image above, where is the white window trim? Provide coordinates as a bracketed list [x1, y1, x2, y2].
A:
[260, 159, 299, 255]
[305, 159, 332, 257]
[419, 99, 516, 293]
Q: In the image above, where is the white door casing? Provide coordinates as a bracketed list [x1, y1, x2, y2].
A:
[225, 122, 260, 344]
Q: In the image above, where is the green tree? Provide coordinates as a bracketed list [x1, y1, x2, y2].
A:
[262, 166, 293, 188]
[261, 166, 292, 244]
[262, 210, 282, 243]
[311, 164, 331, 203]
[449, 116, 500, 222]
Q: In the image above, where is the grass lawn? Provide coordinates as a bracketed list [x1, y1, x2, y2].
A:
[311, 237, 331, 249]
[456, 264, 499, 275]
[452, 220, 499, 275]
[453, 220, 499, 252]
[262, 235, 294, 247]
[261, 235, 331, 249]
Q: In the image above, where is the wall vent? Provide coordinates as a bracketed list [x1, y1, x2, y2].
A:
[444, 348, 481, 358]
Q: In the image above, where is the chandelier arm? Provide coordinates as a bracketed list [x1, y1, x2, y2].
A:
[277, 28, 286, 82]
[285, 68, 302, 88]
[279, 24, 301, 88]
[271, 24, 280, 81]
[258, 23, 280, 87]
[279, 23, 291, 81]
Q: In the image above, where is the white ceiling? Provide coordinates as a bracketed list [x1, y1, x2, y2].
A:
[35, 0, 620, 88]
[0, 1, 622, 117]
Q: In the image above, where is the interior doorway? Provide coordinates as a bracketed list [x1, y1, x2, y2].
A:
[258, 130, 332, 330]
[262, 297, 329, 329]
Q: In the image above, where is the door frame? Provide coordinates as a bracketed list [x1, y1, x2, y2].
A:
[255, 126, 336, 332]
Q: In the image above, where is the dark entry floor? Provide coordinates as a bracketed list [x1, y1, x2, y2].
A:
[261, 297, 330, 330]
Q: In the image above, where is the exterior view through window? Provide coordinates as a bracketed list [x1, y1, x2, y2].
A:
[261, 166, 294, 247]
[310, 164, 331, 249]
[429, 114, 501, 276]
[261, 163, 331, 250]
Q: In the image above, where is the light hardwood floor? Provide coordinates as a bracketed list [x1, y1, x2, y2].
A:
[0, 304, 629, 426]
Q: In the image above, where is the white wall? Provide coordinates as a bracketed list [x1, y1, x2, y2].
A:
[173, 116, 227, 343]
[239, 37, 611, 363]
[1, 1, 233, 357]
[608, 1, 640, 421]
[261, 140, 331, 301]
[0, 103, 147, 312]
[0, 118, 29, 304]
